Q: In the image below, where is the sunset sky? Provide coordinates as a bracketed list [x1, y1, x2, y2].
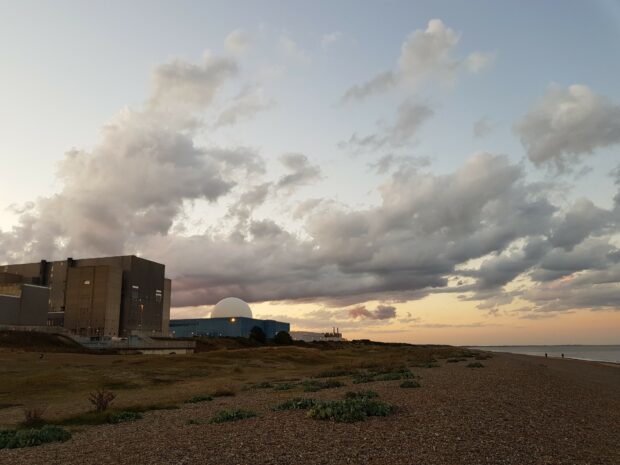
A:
[1, 1, 620, 344]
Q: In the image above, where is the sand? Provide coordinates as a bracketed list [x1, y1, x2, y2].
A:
[1, 352, 619, 465]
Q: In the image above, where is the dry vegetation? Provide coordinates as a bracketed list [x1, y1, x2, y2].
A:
[2, 336, 619, 464]
[0, 337, 459, 428]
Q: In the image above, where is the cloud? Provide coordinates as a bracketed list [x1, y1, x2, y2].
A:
[225, 29, 250, 55]
[279, 34, 310, 64]
[340, 100, 434, 152]
[342, 19, 494, 102]
[215, 86, 273, 127]
[276, 153, 322, 191]
[321, 31, 342, 48]
[149, 53, 237, 114]
[349, 304, 397, 320]
[515, 84, 620, 172]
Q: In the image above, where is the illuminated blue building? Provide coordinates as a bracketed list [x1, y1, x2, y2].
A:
[169, 297, 290, 338]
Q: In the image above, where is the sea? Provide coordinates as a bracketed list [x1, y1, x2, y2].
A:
[468, 345, 620, 364]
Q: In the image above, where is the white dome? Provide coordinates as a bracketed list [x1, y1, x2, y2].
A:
[211, 297, 253, 319]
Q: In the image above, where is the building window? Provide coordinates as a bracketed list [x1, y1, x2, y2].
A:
[155, 290, 162, 303]
[131, 285, 139, 301]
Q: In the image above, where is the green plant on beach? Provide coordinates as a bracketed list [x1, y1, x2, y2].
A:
[302, 379, 344, 392]
[210, 408, 256, 424]
[0, 425, 71, 449]
[344, 390, 379, 400]
[400, 380, 421, 388]
[446, 358, 467, 363]
[467, 362, 484, 368]
[273, 397, 317, 411]
[307, 398, 394, 423]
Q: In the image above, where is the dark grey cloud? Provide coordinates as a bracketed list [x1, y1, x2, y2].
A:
[276, 153, 322, 191]
[349, 304, 397, 320]
[515, 84, 620, 172]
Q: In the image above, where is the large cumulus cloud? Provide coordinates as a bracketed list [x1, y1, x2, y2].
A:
[515, 84, 620, 172]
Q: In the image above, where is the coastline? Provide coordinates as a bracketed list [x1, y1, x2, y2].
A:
[2, 349, 619, 464]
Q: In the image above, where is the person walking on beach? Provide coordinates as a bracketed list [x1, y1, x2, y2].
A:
[561, 353, 564, 358]
[545, 353, 548, 358]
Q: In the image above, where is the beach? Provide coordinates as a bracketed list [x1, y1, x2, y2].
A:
[1, 348, 619, 465]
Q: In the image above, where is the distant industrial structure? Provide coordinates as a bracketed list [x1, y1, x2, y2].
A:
[170, 297, 290, 338]
[0, 256, 171, 337]
[290, 328, 345, 342]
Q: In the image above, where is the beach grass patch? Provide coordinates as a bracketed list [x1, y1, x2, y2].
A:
[0, 425, 71, 449]
[308, 398, 394, 423]
[210, 408, 256, 424]
[446, 358, 467, 363]
[344, 390, 379, 400]
[400, 380, 421, 388]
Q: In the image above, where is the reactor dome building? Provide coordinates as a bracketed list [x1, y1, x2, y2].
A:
[169, 297, 289, 339]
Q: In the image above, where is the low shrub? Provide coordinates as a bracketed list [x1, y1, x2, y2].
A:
[315, 369, 357, 378]
[307, 398, 394, 423]
[446, 358, 467, 363]
[107, 411, 142, 424]
[185, 395, 213, 404]
[273, 331, 293, 345]
[273, 397, 317, 411]
[302, 379, 344, 392]
[0, 425, 71, 449]
[467, 362, 484, 368]
[344, 390, 379, 400]
[352, 373, 375, 384]
[400, 380, 421, 388]
[210, 409, 256, 424]
[415, 362, 440, 368]
[352, 369, 414, 383]
[88, 389, 116, 412]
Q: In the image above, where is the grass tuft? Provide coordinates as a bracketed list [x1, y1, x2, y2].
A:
[210, 408, 256, 424]
[273, 397, 317, 411]
[400, 380, 421, 388]
[302, 379, 345, 392]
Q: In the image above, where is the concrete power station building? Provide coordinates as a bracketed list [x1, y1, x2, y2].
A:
[0, 255, 171, 337]
[170, 297, 289, 338]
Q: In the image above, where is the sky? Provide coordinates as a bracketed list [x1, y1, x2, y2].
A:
[1, 0, 620, 345]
